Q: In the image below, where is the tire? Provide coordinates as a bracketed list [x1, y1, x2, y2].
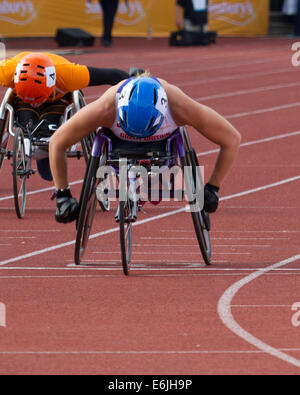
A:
[74, 155, 99, 265]
[183, 149, 212, 265]
[74, 151, 106, 265]
[119, 198, 133, 276]
[12, 127, 28, 219]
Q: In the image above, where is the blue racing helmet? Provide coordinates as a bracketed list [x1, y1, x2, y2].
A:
[117, 77, 168, 138]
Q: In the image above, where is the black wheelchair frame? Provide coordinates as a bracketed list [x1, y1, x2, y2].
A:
[0, 89, 94, 219]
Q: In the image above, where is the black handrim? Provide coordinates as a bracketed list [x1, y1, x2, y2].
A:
[12, 128, 27, 219]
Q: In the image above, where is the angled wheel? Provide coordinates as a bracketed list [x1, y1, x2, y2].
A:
[0, 113, 10, 172]
[182, 148, 212, 265]
[81, 131, 96, 164]
[12, 127, 28, 219]
[119, 198, 133, 276]
[74, 150, 107, 265]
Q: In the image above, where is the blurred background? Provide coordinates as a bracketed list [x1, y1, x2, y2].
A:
[0, 0, 298, 42]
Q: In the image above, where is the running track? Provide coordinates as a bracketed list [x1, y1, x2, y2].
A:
[0, 37, 299, 375]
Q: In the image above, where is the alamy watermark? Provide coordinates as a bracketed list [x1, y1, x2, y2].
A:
[291, 302, 300, 327]
[291, 42, 300, 67]
[0, 302, 6, 328]
[96, 160, 205, 213]
[0, 39, 6, 61]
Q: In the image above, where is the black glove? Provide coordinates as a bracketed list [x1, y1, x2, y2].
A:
[204, 183, 220, 213]
[55, 188, 79, 224]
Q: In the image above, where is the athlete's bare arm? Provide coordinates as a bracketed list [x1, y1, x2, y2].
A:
[49, 82, 122, 189]
[161, 79, 241, 187]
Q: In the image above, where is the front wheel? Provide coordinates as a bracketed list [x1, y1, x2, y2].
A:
[12, 127, 28, 219]
[119, 198, 133, 276]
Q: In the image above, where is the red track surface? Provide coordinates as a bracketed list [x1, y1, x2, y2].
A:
[0, 37, 300, 375]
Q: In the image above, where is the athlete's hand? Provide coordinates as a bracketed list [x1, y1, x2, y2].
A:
[204, 183, 220, 213]
[55, 189, 79, 224]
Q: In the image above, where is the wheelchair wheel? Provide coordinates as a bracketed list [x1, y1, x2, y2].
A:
[183, 148, 212, 265]
[119, 198, 133, 276]
[0, 113, 9, 172]
[74, 151, 106, 265]
[12, 127, 28, 219]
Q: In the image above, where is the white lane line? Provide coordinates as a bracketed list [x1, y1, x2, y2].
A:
[165, 230, 299, 233]
[221, 175, 300, 201]
[177, 67, 297, 88]
[212, 230, 300, 233]
[197, 130, 300, 157]
[196, 81, 300, 102]
[86, 73, 299, 102]
[231, 305, 292, 308]
[135, 240, 271, 247]
[0, 174, 300, 267]
[154, 56, 291, 75]
[0, 266, 299, 272]
[0, 129, 299, 203]
[0, 180, 82, 202]
[0, 230, 58, 233]
[218, 254, 300, 368]
[0, 272, 299, 277]
[226, 102, 300, 120]
[134, 239, 289, 244]
[0, 348, 299, 356]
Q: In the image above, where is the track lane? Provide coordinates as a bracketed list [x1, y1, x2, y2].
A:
[0, 37, 299, 374]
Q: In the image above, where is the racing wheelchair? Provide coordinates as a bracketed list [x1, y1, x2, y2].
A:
[74, 126, 212, 275]
[0, 88, 94, 219]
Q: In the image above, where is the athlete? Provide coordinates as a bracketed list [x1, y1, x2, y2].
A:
[0, 51, 134, 180]
[49, 75, 241, 223]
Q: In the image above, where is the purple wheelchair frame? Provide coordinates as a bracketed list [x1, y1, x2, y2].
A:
[90, 127, 187, 222]
[75, 126, 212, 271]
[91, 127, 186, 164]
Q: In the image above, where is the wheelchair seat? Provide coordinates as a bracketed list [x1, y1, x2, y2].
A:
[102, 129, 173, 161]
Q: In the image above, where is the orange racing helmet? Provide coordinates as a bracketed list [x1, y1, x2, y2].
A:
[14, 53, 56, 107]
